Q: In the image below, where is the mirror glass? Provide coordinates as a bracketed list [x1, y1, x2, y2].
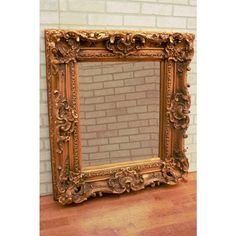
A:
[78, 61, 160, 167]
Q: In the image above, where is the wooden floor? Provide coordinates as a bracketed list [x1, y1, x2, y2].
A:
[40, 172, 196, 236]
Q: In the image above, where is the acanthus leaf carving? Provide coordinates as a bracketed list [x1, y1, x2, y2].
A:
[54, 90, 78, 154]
[108, 167, 144, 193]
[105, 33, 146, 56]
[167, 91, 191, 137]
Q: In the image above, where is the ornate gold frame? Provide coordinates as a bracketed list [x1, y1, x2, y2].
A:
[45, 29, 194, 205]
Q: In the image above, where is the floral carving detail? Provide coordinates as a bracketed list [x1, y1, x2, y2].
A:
[45, 30, 195, 63]
[167, 92, 191, 136]
[108, 167, 144, 193]
[164, 33, 194, 62]
[105, 33, 146, 55]
[57, 159, 87, 205]
[54, 90, 78, 154]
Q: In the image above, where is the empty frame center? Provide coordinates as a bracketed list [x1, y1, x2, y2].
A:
[78, 61, 160, 167]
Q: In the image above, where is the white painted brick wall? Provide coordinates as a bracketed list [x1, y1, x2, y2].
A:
[40, 0, 197, 195]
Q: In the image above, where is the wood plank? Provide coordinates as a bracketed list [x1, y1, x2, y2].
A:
[40, 172, 196, 236]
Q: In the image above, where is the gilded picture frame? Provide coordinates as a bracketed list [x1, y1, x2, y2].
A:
[44, 29, 194, 205]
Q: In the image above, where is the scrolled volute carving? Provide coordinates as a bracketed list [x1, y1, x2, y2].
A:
[105, 33, 146, 56]
[54, 90, 78, 154]
[45, 30, 194, 63]
[164, 33, 194, 62]
[167, 92, 191, 137]
[57, 162, 87, 205]
[108, 167, 144, 194]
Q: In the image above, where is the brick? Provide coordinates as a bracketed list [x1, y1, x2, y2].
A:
[107, 1, 140, 13]
[90, 152, 109, 159]
[40, 184, 47, 195]
[141, 140, 158, 148]
[97, 116, 116, 124]
[40, 172, 52, 183]
[94, 88, 114, 96]
[114, 72, 133, 80]
[134, 69, 154, 78]
[82, 132, 97, 139]
[142, 3, 172, 15]
[120, 142, 140, 150]
[40, 0, 58, 10]
[106, 107, 128, 116]
[40, 150, 51, 161]
[115, 86, 135, 94]
[80, 90, 93, 98]
[85, 97, 104, 104]
[108, 122, 128, 130]
[104, 80, 124, 88]
[173, 0, 188, 4]
[44, 139, 50, 150]
[80, 104, 95, 112]
[148, 105, 159, 112]
[129, 120, 149, 128]
[60, 12, 87, 24]
[109, 136, 129, 144]
[187, 18, 196, 29]
[80, 118, 96, 125]
[68, 0, 105, 12]
[102, 66, 123, 74]
[88, 14, 122, 26]
[119, 128, 139, 136]
[81, 139, 88, 146]
[93, 74, 113, 82]
[105, 94, 125, 102]
[124, 77, 144, 86]
[136, 83, 156, 92]
[130, 134, 150, 142]
[137, 98, 159, 105]
[173, 6, 196, 17]
[127, 106, 147, 114]
[140, 126, 159, 133]
[80, 82, 103, 91]
[126, 92, 146, 101]
[138, 112, 158, 120]
[87, 124, 106, 132]
[131, 148, 152, 156]
[40, 127, 49, 138]
[79, 68, 101, 76]
[157, 17, 186, 29]
[88, 138, 108, 146]
[96, 102, 116, 111]
[117, 100, 136, 108]
[86, 110, 105, 119]
[110, 150, 130, 158]
[97, 130, 118, 138]
[124, 15, 155, 27]
[40, 11, 59, 24]
[82, 146, 98, 153]
[146, 90, 160, 98]
[100, 144, 119, 152]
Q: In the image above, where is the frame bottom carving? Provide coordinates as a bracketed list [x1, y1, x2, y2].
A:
[56, 158, 186, 205]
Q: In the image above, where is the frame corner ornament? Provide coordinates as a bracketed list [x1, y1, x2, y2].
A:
[44, 29, 195, 205]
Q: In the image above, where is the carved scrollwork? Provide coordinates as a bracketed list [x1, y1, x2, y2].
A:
[167, 92, 191, 136]
[57, 159, 88, 205]
[45, 30, 195, 63]
[164, 33, 194, 62]
[108, 167, 144, 193]
[54, 90, 78, 154]
[105, 33, 146, 56]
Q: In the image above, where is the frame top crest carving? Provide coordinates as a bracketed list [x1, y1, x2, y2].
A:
[45, 29, 194, 64]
